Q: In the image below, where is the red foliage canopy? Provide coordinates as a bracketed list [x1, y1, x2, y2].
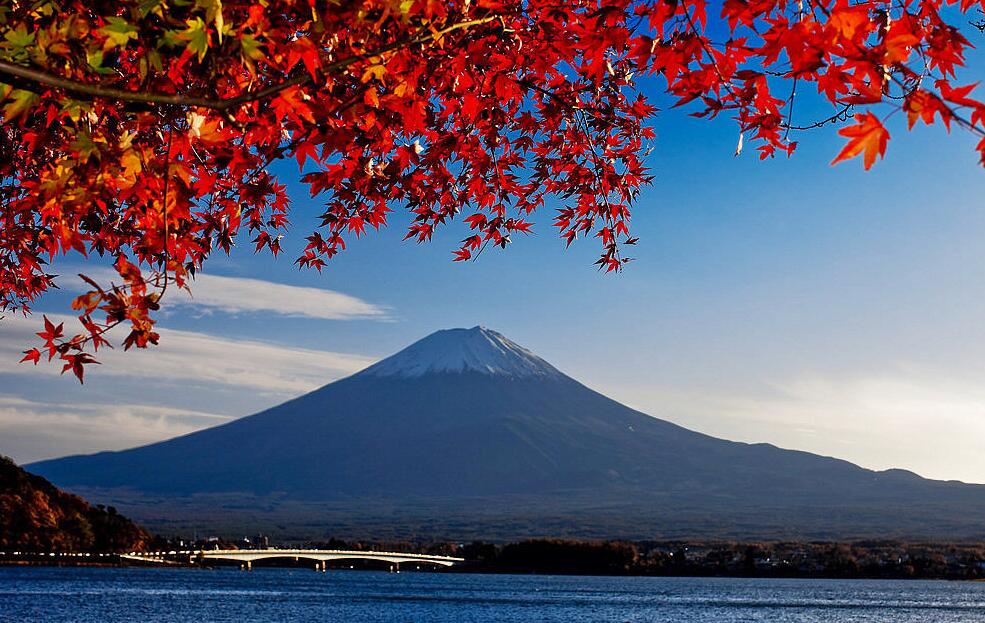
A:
[0, 0, 982, 381]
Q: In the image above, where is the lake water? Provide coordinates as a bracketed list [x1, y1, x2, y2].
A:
[2, 567, 985, 622]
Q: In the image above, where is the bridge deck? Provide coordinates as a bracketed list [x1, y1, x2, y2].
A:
[125, 548, 465, 567]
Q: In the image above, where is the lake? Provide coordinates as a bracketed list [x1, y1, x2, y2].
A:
[2, 567, 985, 622]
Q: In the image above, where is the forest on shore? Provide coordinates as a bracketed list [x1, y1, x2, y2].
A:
[0, 456, 148, 553]
[452, 539, 985, 580]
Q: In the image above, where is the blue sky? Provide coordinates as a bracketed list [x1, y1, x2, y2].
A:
[2, 85, 985, 483]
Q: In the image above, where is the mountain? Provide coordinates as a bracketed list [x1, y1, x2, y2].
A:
[0, 455, 149, 551]
[27, 327, 985, 541]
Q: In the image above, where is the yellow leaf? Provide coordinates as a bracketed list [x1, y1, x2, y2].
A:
[187, 111, 206, 138]
[118, 130, 136, 150]
[361, 64, 386, 83]
[120, 150, 142, 178]
[214, 0, 224, 42]
[169, 161, 193, 186]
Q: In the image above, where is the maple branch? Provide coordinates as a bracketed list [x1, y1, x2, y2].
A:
[0, 59, 292, 110]
[0, 16, 497, 112]
[783, 77, 799, 141]
[973, 9, 985, 32]
[49, 269, 170, 361]
[160, 126, 173, 297]
[680, 2, 751, 143]
[783, 104, 854, 130]
[681, 7, 734, 101]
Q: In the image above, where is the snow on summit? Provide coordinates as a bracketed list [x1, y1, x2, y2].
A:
[358, 327, 562, 378]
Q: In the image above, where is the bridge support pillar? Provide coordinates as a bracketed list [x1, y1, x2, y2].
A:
[246, 561, 252, 571]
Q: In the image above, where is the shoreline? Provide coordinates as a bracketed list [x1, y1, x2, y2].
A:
[2, 558, 984, 581]
[7, 537, 985, 581]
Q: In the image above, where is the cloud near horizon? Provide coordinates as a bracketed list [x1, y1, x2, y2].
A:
[0, 395, 233, 464]
[65, 267, 391, 321]
[0, 313, 378, 394]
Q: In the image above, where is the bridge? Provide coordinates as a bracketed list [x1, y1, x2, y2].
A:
[122, 548, 465, 571]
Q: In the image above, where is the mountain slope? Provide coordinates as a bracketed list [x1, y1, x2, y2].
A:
[0, 455, 149, 551]
[27, 327, 985, 540]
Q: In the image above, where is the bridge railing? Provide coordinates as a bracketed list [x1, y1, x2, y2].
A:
[125, 548, 465, 566]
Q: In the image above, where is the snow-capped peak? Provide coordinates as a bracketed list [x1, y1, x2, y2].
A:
[357, 326, 563, 379]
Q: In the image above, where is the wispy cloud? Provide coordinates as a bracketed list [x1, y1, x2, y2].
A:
[68, 268, 390, 321]
[0, 395, 232, 464]
[0, 313, 377, 394]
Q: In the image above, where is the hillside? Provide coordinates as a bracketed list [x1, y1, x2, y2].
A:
[27, 327, 985, 541]
[0, 455, 149, 552]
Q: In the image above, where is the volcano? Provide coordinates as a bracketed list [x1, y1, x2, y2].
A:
[27, 327, 985, 540]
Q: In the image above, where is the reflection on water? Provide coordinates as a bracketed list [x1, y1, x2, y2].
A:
[1, 567, 984, 622]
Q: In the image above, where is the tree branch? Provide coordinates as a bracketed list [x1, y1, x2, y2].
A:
[0, 16, 497, 111]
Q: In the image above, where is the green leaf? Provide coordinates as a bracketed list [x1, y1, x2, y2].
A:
[136, 0, 166, 18]
[195, 0, 226, 43]
[180, 17, 209, 62]
[60, 99, 91, 123]
[71, 132, 101, 163]
[86, 50, 115, 74]
[98, 16, 138, 50]
[148, 49, 163, 71]
[3, 25, 34, 49]
[136, 50, 162, 80]
[240, 35, 263, 61]
[1, 25, 35, 61]
[2, 88, 39, 122]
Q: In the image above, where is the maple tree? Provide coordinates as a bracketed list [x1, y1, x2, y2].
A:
[0, 0, 982, 381]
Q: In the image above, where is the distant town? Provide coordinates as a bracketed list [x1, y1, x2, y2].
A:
[7, 536, 985, 580]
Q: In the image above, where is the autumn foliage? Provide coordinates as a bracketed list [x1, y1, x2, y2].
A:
[0, 0, 982, 380]
[0, 455, 149, 552]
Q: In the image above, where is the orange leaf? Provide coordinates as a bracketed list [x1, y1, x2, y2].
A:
[831, 113, 889, 170]
[828, 2, 871, 41]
